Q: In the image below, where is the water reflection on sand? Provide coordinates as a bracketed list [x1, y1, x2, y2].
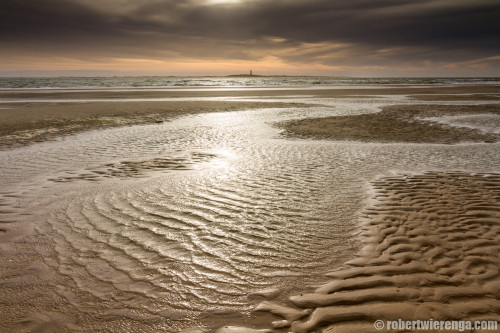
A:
[0, 91, 499, 332]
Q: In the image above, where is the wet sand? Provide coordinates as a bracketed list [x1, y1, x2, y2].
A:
[280, 104, 500, 144]
[1, 85, 500, 332]
[237, 172, 500, 332]
[1, 84, 500, 149]
[0, 100, 308, 150]
[208, 87, 500, 331]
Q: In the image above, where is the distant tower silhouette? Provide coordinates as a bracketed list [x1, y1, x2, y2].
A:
[250, 69, 253, 76]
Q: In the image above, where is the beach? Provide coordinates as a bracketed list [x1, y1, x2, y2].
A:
[0, 83, 499, 332]
[280, 104, 500, 144]
[2, 84, 500, 149]
[253, 171, 500, 333]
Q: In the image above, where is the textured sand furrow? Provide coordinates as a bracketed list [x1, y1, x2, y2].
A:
[280, 104, 500, 144]
[254, 172, 500, 332]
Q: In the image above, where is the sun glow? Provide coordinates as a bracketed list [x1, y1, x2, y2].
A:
[206, 0, 241, 4]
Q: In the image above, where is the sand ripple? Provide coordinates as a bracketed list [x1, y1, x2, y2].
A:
[47, 151, 218, 182]
[257, 172, 500, 332]
[1, 91, 500, 332]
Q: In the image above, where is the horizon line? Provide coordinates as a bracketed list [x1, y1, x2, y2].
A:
[1, 71, 499, 79]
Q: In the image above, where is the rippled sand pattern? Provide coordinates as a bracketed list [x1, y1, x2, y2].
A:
[42, 161, 355, 313]
[267, 172, 500, 332]
[280, 104, 500, 144]
[48, 151, 217, 182]
[1, 87, 500, 332]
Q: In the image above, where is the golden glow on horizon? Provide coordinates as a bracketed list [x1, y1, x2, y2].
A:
[0, 55, 345, 75]
[1, 53, 498, 77]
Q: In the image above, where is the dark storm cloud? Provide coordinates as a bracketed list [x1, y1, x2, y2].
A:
[1, 0, 499, 67]
[0, 0, 114, 42]
[180, 0, 500, 56]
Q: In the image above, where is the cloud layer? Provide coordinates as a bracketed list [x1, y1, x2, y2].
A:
[1, 0, 499, 75]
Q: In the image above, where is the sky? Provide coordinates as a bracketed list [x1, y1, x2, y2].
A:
[1, 0, 500, 77]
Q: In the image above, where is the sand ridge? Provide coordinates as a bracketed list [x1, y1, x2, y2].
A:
[248, 172, 500, 332]
[280, 104, 500, 144]
[0, 100, 309, 150]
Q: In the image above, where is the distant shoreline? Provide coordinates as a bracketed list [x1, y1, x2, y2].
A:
[226, 74, 294, 77]
[226, 74, 264, 77]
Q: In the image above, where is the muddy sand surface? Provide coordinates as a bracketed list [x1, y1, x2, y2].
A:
[280, 104, 500, 144]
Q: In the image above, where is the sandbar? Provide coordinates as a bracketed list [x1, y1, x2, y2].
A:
[280, 104, 500, 144]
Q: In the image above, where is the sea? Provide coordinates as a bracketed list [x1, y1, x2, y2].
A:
[1, 76, 500, 89]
